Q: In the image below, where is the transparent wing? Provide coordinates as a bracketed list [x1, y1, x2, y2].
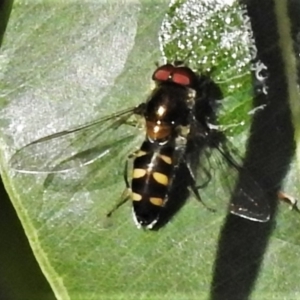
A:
[10, 106, 142, 174]
[196, 130, 270, 222]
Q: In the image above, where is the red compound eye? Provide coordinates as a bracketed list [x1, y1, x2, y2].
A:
[171, 67, 194, 86]
[152, 64, 196, 86]
[152, 64, 175, 82]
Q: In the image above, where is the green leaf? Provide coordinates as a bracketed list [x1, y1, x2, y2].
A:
[1, 1, 300, 300]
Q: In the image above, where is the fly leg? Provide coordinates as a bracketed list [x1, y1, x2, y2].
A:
[106, 191, 130, 218]
[123, 159, 130, 189]
[196, 166, 212, 189]
[185, 160, 215, 212]
[189, 182, 216, 213]
[106, 159, 131, 218]
[278, 191, 300, 213]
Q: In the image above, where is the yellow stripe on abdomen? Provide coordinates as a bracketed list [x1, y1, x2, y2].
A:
[149, 197, 164, 207]
[132, 168, 147, 178]
[132, 192, 142, 201]
[159, 154, 172, 165]
[152, 172, 168, 186]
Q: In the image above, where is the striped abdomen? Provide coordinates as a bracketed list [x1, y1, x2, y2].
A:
[131, 140, 175, 228]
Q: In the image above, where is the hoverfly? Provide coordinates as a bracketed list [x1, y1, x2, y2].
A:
[10, 61, 273, 229]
